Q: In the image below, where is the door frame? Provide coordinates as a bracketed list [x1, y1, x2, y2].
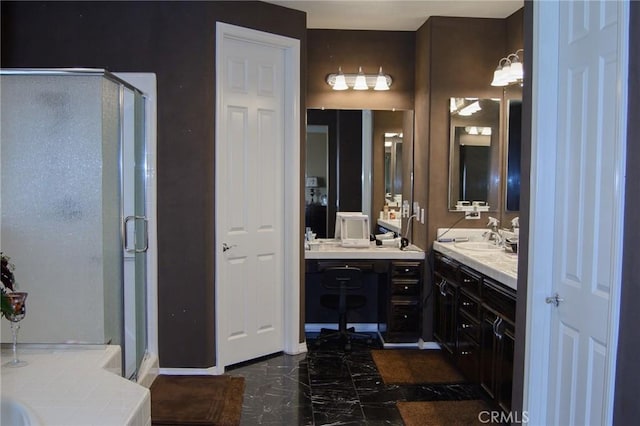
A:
[214, 22, 302, 371]
[524, 0, 629, 422]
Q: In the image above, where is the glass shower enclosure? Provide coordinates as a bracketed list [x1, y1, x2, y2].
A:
[0, 69, 148, 379]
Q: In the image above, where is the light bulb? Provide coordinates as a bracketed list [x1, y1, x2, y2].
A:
[332, 67, 348, 90]
[353, 67, 369, 90]
[373, 67, 389, 91]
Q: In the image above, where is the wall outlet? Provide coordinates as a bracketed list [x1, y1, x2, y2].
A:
[413, 201, 420, 215]
[465, 211, 481, 220]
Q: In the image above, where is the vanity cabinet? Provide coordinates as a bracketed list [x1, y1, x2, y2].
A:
[433, 251, 516, 413]
[480, 278, 516, 414]
[382, 261, 423, 342]
[433, 253, 459, 357]
[456, 267, 482, 382]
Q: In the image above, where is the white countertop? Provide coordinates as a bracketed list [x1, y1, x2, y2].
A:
[433, 240, 518, 290]
[1, 345, 150, 426]
[306, 239, 425, 260]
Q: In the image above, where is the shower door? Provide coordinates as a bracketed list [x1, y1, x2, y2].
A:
[0, 69, 148, 379]
[122, 85, 148, 379]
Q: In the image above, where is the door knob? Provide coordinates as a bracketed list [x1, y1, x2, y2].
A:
[545, 293, 564, 307]
[222, 243, 237, 252]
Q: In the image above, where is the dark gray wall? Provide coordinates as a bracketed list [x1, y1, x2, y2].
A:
[614, 1, 640, 423]
[0, 0, 307, 368]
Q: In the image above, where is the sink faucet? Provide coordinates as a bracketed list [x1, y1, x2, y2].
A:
[483, 217, 504, 246]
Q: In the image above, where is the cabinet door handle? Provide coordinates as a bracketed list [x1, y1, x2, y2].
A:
[440, 279, 447, 296]
[463, 278, 472, 283]
[404, 286, 409, 290]
[462, 323, 470, 329]
[461, 351, 471, 355]
[492, 316, 500, 336]
[462, 301, 472, 307]
[493, 317, 504, 340]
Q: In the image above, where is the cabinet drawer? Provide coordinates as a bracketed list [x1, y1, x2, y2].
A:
[459, 267, 482, 296]
[459, 290, 481, 318]
[434, 253, 459, 282]
[392, 262, 422, 279]
[389, 301, 420, 332]
[391, 279, 420, 296]
[457, 331, 480, 383]
[483, 279, 516, 322]
[458, 310, 481, 343]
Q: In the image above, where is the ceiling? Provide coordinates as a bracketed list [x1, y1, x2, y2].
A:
[264, 0, 524, 31]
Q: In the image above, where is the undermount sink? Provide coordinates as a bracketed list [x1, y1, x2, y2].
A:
[454, 241, 504, 251]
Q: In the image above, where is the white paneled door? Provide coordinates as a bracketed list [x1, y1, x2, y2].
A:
[527, 1, 628, 424]
[215, 23, 299, 369]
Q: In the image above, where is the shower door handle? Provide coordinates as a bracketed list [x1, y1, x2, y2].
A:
[124, 215, 149, 253]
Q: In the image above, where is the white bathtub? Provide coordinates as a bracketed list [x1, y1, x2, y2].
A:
[1, 396, 42, 426]
[0, 345, 150, 426]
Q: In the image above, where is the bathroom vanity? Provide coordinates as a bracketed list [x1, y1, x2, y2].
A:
[432, 236, 517, 414]
[305, 240, 425, 344]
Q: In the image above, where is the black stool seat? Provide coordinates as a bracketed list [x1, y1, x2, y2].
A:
[315, 266, 371, 350]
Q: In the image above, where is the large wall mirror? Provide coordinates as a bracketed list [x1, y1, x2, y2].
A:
[305, 109, 414, 238]
[448, 98, 501, 211]
[505, 99, 522, 212]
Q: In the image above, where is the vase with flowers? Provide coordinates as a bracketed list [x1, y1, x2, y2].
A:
[1, 252, 28, 367]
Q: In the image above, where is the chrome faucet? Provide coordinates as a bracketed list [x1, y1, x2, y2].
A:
[483, 217, 504, 246]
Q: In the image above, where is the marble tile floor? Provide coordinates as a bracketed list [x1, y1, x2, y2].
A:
[228, 334, 485, 425]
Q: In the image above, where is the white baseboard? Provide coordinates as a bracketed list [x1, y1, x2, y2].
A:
[285, 341, 309, 355]
[159, 365, 224, 376]
[419, 340, 441, 350]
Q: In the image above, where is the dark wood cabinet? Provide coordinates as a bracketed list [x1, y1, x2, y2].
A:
[433, 251, 516, 414]
[433, 253, 459, 357]
[382, 261, 423, 342]
[480, 278, 516, 413]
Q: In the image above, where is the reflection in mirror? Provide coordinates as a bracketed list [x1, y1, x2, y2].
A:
[305, 109, 413, 238]
[305, 125, 329, 237]
[448, 98, 500, 211]
[506, 100, 522, 212]
[384, 132, 403, 204]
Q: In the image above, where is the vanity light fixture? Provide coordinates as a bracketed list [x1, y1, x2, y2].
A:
[491, 49, 524, 87]
[326, 66, 392, 91]
[465, 126, 492, 136]
[457, 100, 482, 116]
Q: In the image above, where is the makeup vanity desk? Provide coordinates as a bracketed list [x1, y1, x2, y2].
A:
[305, 240, 425, 344]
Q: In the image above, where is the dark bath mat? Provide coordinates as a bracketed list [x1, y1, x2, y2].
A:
[151, 374, 244, 425]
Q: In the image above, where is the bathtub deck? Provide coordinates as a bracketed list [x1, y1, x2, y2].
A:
[1, 345, 150, 426]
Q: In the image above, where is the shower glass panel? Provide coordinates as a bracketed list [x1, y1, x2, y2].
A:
[0, 70, 147, 378]
[122, 85, 148, 378]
